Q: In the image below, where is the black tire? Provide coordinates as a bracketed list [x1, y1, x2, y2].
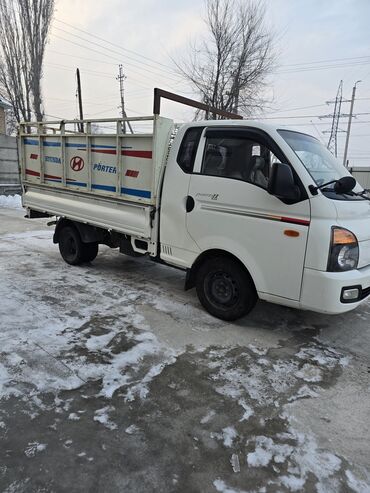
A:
[58, 225, 85, 265]
[82, 242, 99, 263]
[196, 256, 257, 321]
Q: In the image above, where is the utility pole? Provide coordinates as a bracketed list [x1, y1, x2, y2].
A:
[116, 65, 133, 134]
[76, 68, 84, 133]
[320, 81, 346, 157]
[343, 80, 361, 168]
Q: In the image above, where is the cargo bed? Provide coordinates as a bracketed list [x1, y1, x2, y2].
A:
[19, 116, 173, 240]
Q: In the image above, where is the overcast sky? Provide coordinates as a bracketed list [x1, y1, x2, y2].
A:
[43, 0, 370, 166]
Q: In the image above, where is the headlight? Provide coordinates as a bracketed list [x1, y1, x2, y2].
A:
[327, 227, 359, 272]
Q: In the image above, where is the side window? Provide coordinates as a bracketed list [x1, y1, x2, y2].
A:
[177, 127, 204, 173]
[201, 137, 281, 189]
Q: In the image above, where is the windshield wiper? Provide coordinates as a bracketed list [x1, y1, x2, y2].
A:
[347, 190, 370, 201]
[309, 180, 337, 195]
[316, 184, 370, 201]
[319, 188, 370, 200]
[320, 186, 335, 192]
[309, 176, 357, 196]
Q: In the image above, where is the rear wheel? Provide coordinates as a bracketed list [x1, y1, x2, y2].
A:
[58, 226, 84, 265]
[82, 242, 98, 263]
[196, 256, 257, 321]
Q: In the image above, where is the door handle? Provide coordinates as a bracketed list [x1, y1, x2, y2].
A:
[185, 195, 195, 213]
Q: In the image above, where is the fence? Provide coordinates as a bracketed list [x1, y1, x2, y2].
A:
[0, 134, 21, 195]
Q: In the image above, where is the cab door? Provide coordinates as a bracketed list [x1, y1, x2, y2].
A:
[160, 126, 203, 267]
[186, 127, 311, 301]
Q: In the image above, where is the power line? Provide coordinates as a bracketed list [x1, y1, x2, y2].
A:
[54, 18, 176, 73]
[276, 60, 370, 75]
[252, 111, 370, 120]
[54, 18, 370, 77]
[49, 33, 191, 93]
[46, 61, 153, 95]
[264, 103, 328, 115]
[279, 121, 370, 127]
[84, 106, 119, 117]
[51, 17, 370, 101]
[280, 55, 370, 68]
[264, 96, 370, 117]
[51, 26, 183, 84]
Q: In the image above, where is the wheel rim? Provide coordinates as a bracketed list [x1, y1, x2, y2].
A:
[205, 271, 239, 308]
[62, 233, 77, 261]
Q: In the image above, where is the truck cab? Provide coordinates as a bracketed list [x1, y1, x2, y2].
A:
[159, 120, 370, 319]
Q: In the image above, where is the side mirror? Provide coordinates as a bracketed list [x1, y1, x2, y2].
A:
[268, 162, 301, 201]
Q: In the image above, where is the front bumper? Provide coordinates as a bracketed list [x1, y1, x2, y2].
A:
[300, 265, 370, 314]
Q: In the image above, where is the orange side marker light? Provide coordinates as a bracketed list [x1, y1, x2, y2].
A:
[284, 229, 300, 237]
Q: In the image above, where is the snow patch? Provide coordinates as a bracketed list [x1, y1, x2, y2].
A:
[280, 475, 306, 491]
[125, 424, 139, 435]
[295, 363, 322, 382]
[213, 479, 247, 493]
[93, 406, 117, 431]
[0, 194, 22, 209]
[200, 409, 216, 424]
[238, 399, 253, 421]
[345, 470, 370, 493]
[212, 426, 238, 448]
[230, 453, 240, 473]
[288, 385, 319, 402]
[24, 442, 47, 458]
[222, 426, 237, 447]
[248, 344, 268, 356]
[247, 446, 272, 467]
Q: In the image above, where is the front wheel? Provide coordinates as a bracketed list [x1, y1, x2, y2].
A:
[196, 257, 257, 321]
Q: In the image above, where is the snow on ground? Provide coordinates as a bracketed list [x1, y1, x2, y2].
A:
[0, 194, 22, 209]
[1, 214, 370, 492]
[205, 343, 370, 492]
[0, 228, 179, 409]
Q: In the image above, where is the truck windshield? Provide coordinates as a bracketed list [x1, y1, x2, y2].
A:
[278, 129, 345, 186]
[278, 129, 365, 200]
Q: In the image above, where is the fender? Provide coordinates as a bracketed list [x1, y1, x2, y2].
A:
[185, 248, 256, 292]
[53, 218, 105, 244]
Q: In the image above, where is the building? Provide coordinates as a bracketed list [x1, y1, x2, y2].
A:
[350, 167, 370, 191]
[0, 96, 19, 194]
[0, 96, 12, 135]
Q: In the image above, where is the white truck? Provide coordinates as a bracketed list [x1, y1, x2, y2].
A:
[19, 89, 370, 320]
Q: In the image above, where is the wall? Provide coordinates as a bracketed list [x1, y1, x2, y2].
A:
[350, 167, 370, 190]
[0, 107, 5, 135]
[0, 134, 20, 191]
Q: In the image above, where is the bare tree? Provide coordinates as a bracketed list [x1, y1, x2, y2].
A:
[5, 106, 17, 135]
[177, 0, 275, 118]
[0, 0, 54, 123]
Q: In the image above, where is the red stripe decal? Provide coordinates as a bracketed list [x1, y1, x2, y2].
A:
[281, 216, 310, 226]
[26, 169, 61, 180]
[90, 149, 152, 159]
[30, 153, 38, 160]
[26, 169, 40, 177]
[125, 169, 139, 177]
[25, 169, 76, 182]
[122, 150, 152, 159]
